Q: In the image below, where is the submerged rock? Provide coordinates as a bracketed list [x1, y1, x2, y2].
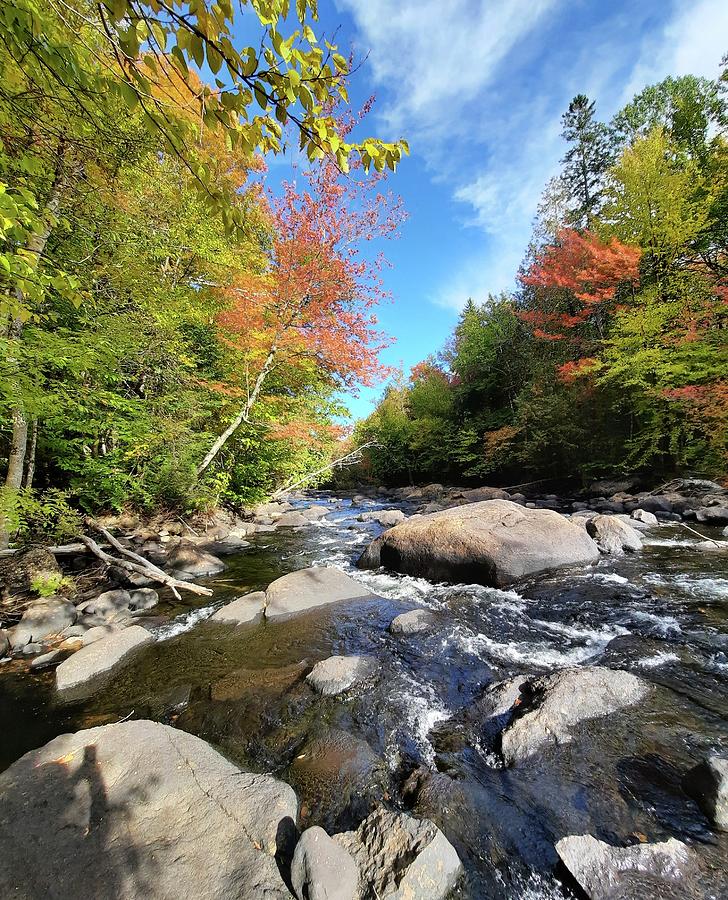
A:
[477, 666, 649, 765]
[683, 755, 728, 831]
[211, 591, 266, 625]
[556, 835, 693, 899]
[307, 655, 378, 696]
[56, 625, 153, 695]
[333, 807, 462, 900]
[292, 826, 359, 900]
[586, 515, 643, 555]
[389, 608, 434, 635]
[264, 567, 379, 620]
[8, 597, 76, 648]
[358, 500, 600, 587]
[0, 720, 297, 899]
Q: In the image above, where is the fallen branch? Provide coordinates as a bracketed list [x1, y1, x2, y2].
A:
[78, 534, 213, 598]
[271, 441, 381, 500]
[679, 522, 723, 547]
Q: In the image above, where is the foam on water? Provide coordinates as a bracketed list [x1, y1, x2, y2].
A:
[637, 651, 681, 668]
[153, 604, 216, 640]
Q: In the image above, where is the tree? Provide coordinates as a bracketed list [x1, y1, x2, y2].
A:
[560, 94, 613, 227]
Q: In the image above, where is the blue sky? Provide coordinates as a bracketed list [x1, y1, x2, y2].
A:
[269, 1, 727, 420]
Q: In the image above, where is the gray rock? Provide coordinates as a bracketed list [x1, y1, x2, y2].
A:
[292, 826, 358, 900]
[457, 486, 510, 503]
[635, 495, 673, 514]
[29, 649, 65, 670]
[586, 515, 642, 555]
[723, 525, 728, 538]
[298, 505, 330, 520]
[389, 609, 434, 635]
[264, 567, 379, 620]
[0, 629, 8, 658]
[358, 509, 407, 527]
[334, 808, 462, 900]
[211, 591, 266, 625]
[167, 542, 225, 577]
[589, 477, 639, 496]
[8, 597, 76, 648]
[307, 656, 378, 696]
[479, 666, 650, 765]
[556, 835, 693, 900]
[128, 588, 159, 611]
[76, 589, 132, 621]
[0, 719, 297, 900]
[275, 511, 312, 527]
[631, 508, 658, 526]
[20, 642, 43, 656]
[81, 624, 124, 646]
[691, 540, 728, 553]
[695, 506, 728, 525]
[250, 500, 293, 519]
[56, 625, 153, 695]
[358, 500, 600, 587]
[683, 755, 728, 830]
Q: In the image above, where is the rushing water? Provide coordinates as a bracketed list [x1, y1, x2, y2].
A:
[2, 493, 727, 898]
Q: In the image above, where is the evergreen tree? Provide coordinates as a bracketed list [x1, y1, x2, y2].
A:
[560, 95, 613, 227]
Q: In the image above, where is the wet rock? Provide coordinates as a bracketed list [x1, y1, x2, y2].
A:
[631, 508, 658, 526]
[691, 540, 728, 552]
[586, 515, 642, 555]
[56, 625, 153, 695]
[555, 835, 693, 900]
[634, 496, 673, 514]
[358, 509, 407, 527]
[478, 666, 650, 765]
[76, 589, 133, 622]
[307, 655, 378, 696]
[8, 597, 76, 648]
[389, 609, 434, 635]
[291, 826, 358, 900]
[211, 591, 266, 625]
[298, 505, 330, 520]
[210, 660, 308, 702]
[683, 756, 728, 830]
[358, 500, 600, 587]
[265, 567, 379, 620]
[276, 511, 314, 527]
[128, 588, 158, 611]
[29, 648, 65, 669]
[166, 542, 225, 577]
[0, 719, 297, 900]
[333, 808, 463, 900]
[695, 506, 728, 525]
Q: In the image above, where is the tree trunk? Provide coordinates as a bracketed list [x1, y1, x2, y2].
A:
[5, 408, 28, 490]
[196, 343, 278, 476]
[23, 419, 38, 488]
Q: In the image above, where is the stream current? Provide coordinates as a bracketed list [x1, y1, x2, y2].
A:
[2, 492, 727, 898]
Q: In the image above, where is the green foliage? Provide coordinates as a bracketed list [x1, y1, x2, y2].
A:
[0, 487, 82, 545]
[30, 571, 70, 597]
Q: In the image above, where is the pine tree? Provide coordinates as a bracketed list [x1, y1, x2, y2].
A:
[560, 95, 613, 227]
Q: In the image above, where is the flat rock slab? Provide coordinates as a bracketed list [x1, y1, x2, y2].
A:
[556, 835, 694, 900]
[211, 591, 266, 625]
[334, 808, 462, 900]
[357, 499, 600, 587]
[0, 720, 297, 900]
[479, 666, 650, 765]
[265, 567, 380, 620]
[56, 625, 153, 695]
[307, 655, 378, 696]
[166, 543, 226, 577]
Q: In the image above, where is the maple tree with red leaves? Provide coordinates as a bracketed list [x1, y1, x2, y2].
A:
[197, 100, 406, 475]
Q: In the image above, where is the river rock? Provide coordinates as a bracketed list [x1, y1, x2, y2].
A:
[29, 648, 66, 669]
[455, 486, 510, 503]
[389, 608, 434, 635]
[291, 826, 359, 900]
[276, 511, 314, 527]
[586, 515, 642, 554]
[264, 567, 379, 620]
[555, 835, 693, 899]
[682, 755, 728, 830]
[357, 500, 600, 587]
[56, 625, 153, 694]
[0, 628, 9, 658]
[166, 542, 225, 577]
[695, 506, 728, 525]
[211, 591, 266, 625]
[479, 666, 649, 765]
[358, 509, 407, 527]
[307, 655, 378, 696]
[631, 508, 658, 526]
[298, 505, 330, 520]
[634, 495, 673, 514]
[128, 587, 159, 611]
[81, 624, 124, 646]
[333, 808, 462, 900]
[8, 597, 76, 648]
[0, 719, 297, 899]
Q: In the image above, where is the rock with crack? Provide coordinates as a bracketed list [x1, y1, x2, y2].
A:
[357, 500, 600, 587]
[307, 655, 378, 696]
[211, 591, 266, 625]
[682, 755, 728, 831]
[55, 625, 153, 696]
[8, 597, 76, 649]
[291, 826, 359, 900]
[0, 720, 297, 900]
[555, 835, 694, 900]
[586, 515, 642, 555]
[333, 808, 462, 900]
[478, 666, 650, 765]
[264, 567, 380, 620]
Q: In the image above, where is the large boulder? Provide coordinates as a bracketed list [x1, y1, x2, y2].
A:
[55, 625, 153, 695]
[0, 720, 297, 899]
[276, 511, 314, 527]
[76, 589, 134, 623]
[264, 567, 379, 620]
[695, 506, 728, 525]
[166, 542, 225, 577]
[555, 835, 693, 900]
[333, 808, 462, 900]
[477, 666, 649, 765]
[586, 515, 643, 555]
[682, 755, 728, 831]
[8, 597, 76, 648]
[291, 826, 359, 900]
[456, 486, 510, 503]
[307, 655, 378, 696]
[211, 591, 266, 625]
[357, 500, 600, 587]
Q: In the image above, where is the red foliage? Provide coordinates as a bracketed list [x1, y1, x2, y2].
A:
[557, 357, 599, 383]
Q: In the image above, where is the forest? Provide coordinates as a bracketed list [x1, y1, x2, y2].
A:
[355, 69, 728, 488]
